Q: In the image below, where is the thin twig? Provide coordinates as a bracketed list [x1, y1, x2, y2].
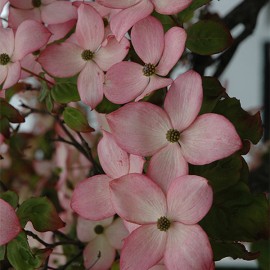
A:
[21, 67, 54, 86]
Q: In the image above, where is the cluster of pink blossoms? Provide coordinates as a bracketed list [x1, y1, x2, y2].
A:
[0, 0, 243, 269]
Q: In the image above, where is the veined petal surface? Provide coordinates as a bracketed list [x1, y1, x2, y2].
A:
[164, 70, 203, 132]
[120, 225, 166, 270]
[131, 16, 164, 65]
[71, 175, 115, 220]
[167, 175, 213, 224]
[164, 223, 213, 270]
[180, 113, 242, 165]
[110, 174, 167, 224]
[107, 102, 171, 156]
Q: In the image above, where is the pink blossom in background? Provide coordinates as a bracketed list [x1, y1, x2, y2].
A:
[71, 130, 144, 220]
[77, 216, 129, 270]
[38, 3, 130, 109]
[96, 0, 192, 40]
[110, 173, 213, 270]
[107, 70, 243, 192]
[104, 16, 186, 104]
[0, 198, 21, 245]
[8, 0, 77, 29]
[0, 20, 51, 89]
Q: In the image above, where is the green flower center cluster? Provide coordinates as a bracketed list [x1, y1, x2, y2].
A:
[157, 216, 171, 231]
[166, 129, 180, 143]
[143, 63, 155, 76]
[94, 224, 104, 234]
[32, 0, 42, 7]
[0, 53, 10, 65]
[81, 50, 94, 61]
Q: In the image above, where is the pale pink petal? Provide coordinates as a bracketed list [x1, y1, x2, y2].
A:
[71, 175, 115, 220]
[149, 265, 166, 270]
[77, 61, 104, 109]
[9, 0, 32, 9]
[180, 113, 243, 165]
[109, 0, 154, 41]
[147, 144, 188, 193]
[0, 198, 21, 245]
[43, 0, 55, 4]
[131, 16, 164, 65]
[0, 27, 14, 55]
[0, 0, 8, 13]
[104, 61, 148, 104]
[97, 130, 130, 178]
[77, 216, 113, 242]
[47, 19, 77, 43]
[8, 7, 41, 29]
[20, 54, 42, 79]
[97, 0, 141, 9]
[2, 62, 21, 89]
[94, 36, 130, 71]
[167, 175, 213, 224]
[76, 4, 104, 51]
[129, 155, 145, 173]
[135, 75, 172, 101]
[156, 27, 187, 76]
[124, 221, 140, 233]
[164, 70, 203, 131]
[0, 66, 8, 86]
[83, 235, 115, 270]
[110, 174, 167, 224]
[164, 223, 213, 270]
[152, 0, 192, 15]
[105, 218, 129, 249]
[38, 42, 85, 77]
[13, 20, 51, 61]
[120, 225, 166, 270]
[41, 1, 77, 25]
[106, 102, 171, 156]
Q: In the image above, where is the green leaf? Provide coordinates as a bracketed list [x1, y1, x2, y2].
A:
[251, 240, 270, 270]
[186, 20, 233, 55]
[45, 93, 54, 113]
[200, 76, 226, 114]
[0, 190, 19, 209]
[95, 96, 121, 114]
[17, 197, 64, 232]
[51, 81, 80, 103]
[178, 0, 212, 23]
[189, 154, 243, 193]
[211, 241, 260, 261]
[0, 98, 25, 123]
[7, 232, 43, 270]
[213, 98, 263, 144]
[0, 245, 5, 261]
[201, 189, 269, 242]
[0, 118, 10, 138]
[111, 261, 120, 270]
[63, 107, 94, 133]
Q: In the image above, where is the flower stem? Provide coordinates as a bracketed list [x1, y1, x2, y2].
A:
[21, 67, 54, 86]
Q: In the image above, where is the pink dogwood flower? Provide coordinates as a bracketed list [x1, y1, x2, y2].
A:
[96, 0, 192, 40]
[38, 4, 130, 109]
[104, 16, 186, 104]
[8, 0, 77, 29]
[107, 70, 242, 192]
[110, 173, 214, 270]
[0, 21, 51, 89]
[77, 216, 129, 270]
[0, 198, 21, 245]
[71, 131, 144, 220]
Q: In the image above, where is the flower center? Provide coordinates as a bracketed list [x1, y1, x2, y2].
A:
[81, 50, 94, 61]
[32, 0, 42, 7]
[0, 53, 10, 65]
[94, 224, 104, 234]
[157, 216, 171, 231]
[166, 129, 180, 143]
[143, 63, 155, 76]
